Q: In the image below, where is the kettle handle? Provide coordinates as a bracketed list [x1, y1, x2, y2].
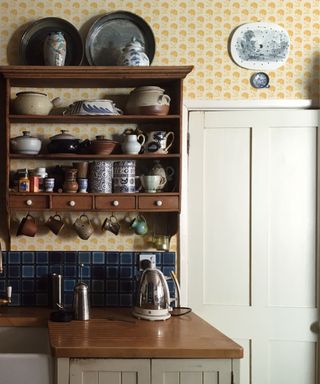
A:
[170, 271, 181, 308]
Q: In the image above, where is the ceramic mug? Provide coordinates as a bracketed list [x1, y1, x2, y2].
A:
[78, 178, 88, 193]
[73, 162, 89, 179]
[44, 177, 55, 192]
[130, 214, 148, 235]
[145, 131, 175, 154]
[73, 214, 94, 240]
[153, 234, 171, 251]
[101, 214, 120, 235]
[17, 214, 38, 237]
[140, 175, 164, 193]
[46, 214, 64, 235]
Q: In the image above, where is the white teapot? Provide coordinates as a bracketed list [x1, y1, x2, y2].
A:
[117, 37, 150, 66]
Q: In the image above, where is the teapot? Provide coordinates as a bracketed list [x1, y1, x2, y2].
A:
[117, 37, 150, 66]
[150, 160, 175, 192]
[13, 91, 61, 115]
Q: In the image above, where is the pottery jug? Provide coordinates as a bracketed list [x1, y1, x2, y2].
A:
[130, 214, 148, 235]
[63, 168, 78, 193]
[13, 92, 61, 115]
[150, 160, 175, 191]
[10, 131, 42, 155]
[43, 31, 67, 66]
[121, 134, 145, 154]
[73, 214, 94, 240]
[117, 37, 150, 66]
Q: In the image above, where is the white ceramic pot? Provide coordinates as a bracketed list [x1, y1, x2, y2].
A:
[10, 131, 42, 155]
[13, 92, 61, 115]
[125, 86, 171, 115]
[117, 37, 150, 66]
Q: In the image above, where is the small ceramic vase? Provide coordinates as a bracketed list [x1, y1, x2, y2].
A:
[63, 168, 78, 193]
[117, 37, 150, 66]
[43, 32, 67, 66]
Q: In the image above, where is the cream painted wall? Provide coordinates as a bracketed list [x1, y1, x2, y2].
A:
[0, 0, 319, 250]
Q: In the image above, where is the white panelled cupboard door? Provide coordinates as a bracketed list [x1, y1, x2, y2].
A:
[187, 110, 320, 384]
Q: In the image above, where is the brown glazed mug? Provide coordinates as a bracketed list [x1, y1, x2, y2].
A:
[16, 214, 37, 237]
[72, 162, 89, 179]
[46, 214, 65, 235]
[73, 214, 94, 240]
[101, 214, 120, 235]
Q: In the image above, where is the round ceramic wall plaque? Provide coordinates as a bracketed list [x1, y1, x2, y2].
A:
[230, 22, 290, 70]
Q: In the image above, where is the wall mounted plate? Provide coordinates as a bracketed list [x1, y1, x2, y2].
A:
[250, 72, 270, 89]
[230, 22, 290, 70]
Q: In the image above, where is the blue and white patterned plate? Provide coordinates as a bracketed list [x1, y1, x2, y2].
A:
[230, 22, 290, 70]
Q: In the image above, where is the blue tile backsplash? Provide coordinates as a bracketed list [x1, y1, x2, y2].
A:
[0, 251, 176, 307]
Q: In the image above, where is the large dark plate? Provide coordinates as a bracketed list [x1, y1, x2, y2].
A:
[85, 11, 155, 66]
[20, 17, 83, 65]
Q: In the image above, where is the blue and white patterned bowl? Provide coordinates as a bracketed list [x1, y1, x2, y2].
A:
[64, 100, 123, 116]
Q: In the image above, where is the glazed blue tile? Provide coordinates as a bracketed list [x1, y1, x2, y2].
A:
[64, 265, 77, 278]
[49, 251, 63, 264]
[162, 266, 175, 278]
[8, 265, 20, 278]
[92, 280, 105, 292]
[21, 293, 35, 306]
[22, 265, 34, 278]
[92, 252, 105, 264]
[65, 251, 77, 264]
[105, 294, 119, 306]
[120, 280, 133, 293]
[36, 252, 48, 264]
[49, 265, 63, 275]
[106, 280, 118, 293]
[119, 294, 133, 307]
[0, 280, 5, 292]
[92, 266, 105, 279]
[120, 252, 133, 265]
[79, 252, 91, 264]
[22, 280, 34, 292]
[64, 279, 76, 292]
[22, 252, 35, 264]
[106, 252, 119, 264]
[156, 252, 162, 265]
[11, 293, 20, 306]
[63, 293, 73, 306]
[36, 293, 48, 306]
[91, 293, 105, 307]
[36, 265, 48, 278]
[79, 265, 90, 278]
[8, 279, 20, 292]
[120, 266, 133, 279]
[162, 252, 175, 265]
[36, 279, 48, 292]
[8, 252, 20, 264]
[106, 266, 118, 279]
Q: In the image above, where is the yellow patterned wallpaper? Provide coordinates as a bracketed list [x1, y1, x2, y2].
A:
[0, 0, 319, 250]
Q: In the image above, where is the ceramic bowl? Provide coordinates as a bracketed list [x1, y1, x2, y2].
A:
[89, 136, 119, 155]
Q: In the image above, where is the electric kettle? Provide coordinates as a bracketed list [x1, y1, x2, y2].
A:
[132, 261, 180, 321]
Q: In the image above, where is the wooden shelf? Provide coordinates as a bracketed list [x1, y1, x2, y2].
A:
[10, 153, 180, 160]
[9, 114, 180, 124]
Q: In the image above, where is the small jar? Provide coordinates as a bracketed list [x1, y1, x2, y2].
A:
[18, 171, 30, 192]
[32, 167, 48, 192]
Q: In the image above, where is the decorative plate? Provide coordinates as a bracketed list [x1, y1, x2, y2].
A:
[250, 72, 270, 89]
[230, 22, 290, 70]
[19, 17, 83, 65]
[85, 11, 156, 66]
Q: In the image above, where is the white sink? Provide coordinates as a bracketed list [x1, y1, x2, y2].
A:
[0, 327, 53, 384]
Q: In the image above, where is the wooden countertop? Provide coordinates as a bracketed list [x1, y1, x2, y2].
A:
[48, 308, 243, 359]
[0, 307, 50, 326]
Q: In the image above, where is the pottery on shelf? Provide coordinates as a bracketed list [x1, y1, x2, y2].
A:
[63, 168, 78, 193]
[47, 130, 82, 153]
[125, 86, 171, 115]
[89, 135, 119, 155]
[43, 31, 67, 66]
[10, 131, 42, 155]
[89, 161, 113, 193]
[13, 91, 61, 115]
[117, 37, 150, 66]
[121, 133, 145, 154]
